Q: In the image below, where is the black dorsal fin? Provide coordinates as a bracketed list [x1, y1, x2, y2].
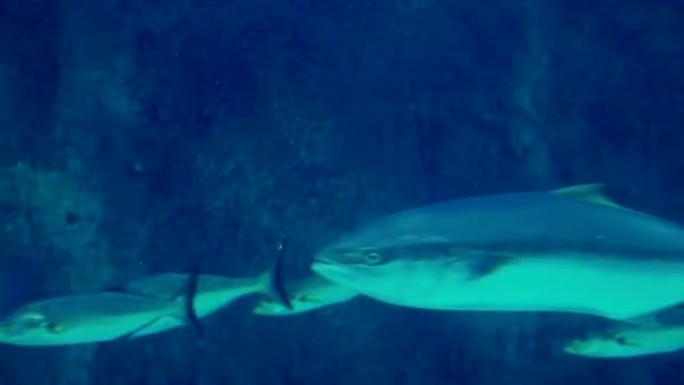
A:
[270, 239, 293, 310]
[182, 265, 202, 336]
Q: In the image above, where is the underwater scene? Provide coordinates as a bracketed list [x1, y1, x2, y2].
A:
[1, 0, 684, 384]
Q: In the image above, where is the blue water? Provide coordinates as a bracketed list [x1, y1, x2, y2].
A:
[0, 0, 683, 384]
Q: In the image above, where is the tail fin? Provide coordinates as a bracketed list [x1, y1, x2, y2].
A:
[268, 239, 293, 310]
[183, 266, 203, 335]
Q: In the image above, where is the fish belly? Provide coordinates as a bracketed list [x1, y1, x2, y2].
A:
[651, 330, 684, 354]
[387, 257, 684, 320]
[32, 313, 172, 345]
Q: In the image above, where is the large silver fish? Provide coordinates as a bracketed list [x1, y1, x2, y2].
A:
[312, 185, 684, 321]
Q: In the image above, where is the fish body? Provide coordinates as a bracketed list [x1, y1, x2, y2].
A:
[253, 275, 358, 316]
[0, 244, 292, 347]
[312, 185, 684, 321]
[564, 324, 684, 358]
[122, 273, 270, 335]
[0, 290, 194, 346]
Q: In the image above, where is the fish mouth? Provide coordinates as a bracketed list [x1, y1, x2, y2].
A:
[561, 341, 587, 355]
[311, 261, 355, 284]
[313, 254, 337, 265]
[311, 251, 347, 268]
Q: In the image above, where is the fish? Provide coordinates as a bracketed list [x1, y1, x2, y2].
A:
[122, 272, 280, 333]
[0, 271, 201, 346]
[563, 323, 684, 358]
[119, 240, 292, 335]
[0, 242, 292, 346]
[252, 275, 358, 316]
[311, 184, 684, 321]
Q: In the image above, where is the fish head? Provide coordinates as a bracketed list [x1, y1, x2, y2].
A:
[0, 307, 68, 346]
[311, 236, 461, 299]
[562, 330, 644, 358]
[313, 242, 400, 286]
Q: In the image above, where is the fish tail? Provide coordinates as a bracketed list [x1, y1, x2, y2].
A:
[263, 239, 292, 310]
[182, 266, 202, 335]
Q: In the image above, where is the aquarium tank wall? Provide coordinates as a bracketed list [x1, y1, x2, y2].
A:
[0, 0, 683, 384]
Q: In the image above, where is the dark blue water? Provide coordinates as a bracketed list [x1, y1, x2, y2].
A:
[0, 0, 683, 384]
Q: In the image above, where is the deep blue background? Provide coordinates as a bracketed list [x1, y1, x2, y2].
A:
[0, 0, 683, 384]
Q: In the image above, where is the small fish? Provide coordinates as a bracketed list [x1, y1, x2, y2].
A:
[311, 184, 684, 321]
[253, 275, 358, 316]
[563, 323, 684, 358]
[0, 272, 201, 346]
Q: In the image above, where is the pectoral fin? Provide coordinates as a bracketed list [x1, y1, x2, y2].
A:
[551, 184, 630, 211]
[616, 336, 640, 347]
[116, 317, 171, 341]
[450, 254, 510, 280]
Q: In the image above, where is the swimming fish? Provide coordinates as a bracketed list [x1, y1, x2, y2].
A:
[0, 242, 292, 346]
[118, 238, 292, 334]
[563, 323, 684, 358]
[253, 275, 358, 316]
[311, 184, 684, 321]
[123, 272, 282, 333]
[0, 272, 201, 346]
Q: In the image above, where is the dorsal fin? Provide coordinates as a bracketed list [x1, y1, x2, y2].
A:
[181, 266, 202, 336]
[270, 239, 293, 310]
[551, 184, 627, 210]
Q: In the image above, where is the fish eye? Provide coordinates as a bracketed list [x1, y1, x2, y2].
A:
[616, 336, 627, 345]
[363, 251, 383, 265]
[298, 294, 311, 303]
[298, 294, 321, 303]
[43, 321, 63, 334]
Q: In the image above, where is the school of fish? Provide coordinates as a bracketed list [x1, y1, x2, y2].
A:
[2, 184, 684, 359]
